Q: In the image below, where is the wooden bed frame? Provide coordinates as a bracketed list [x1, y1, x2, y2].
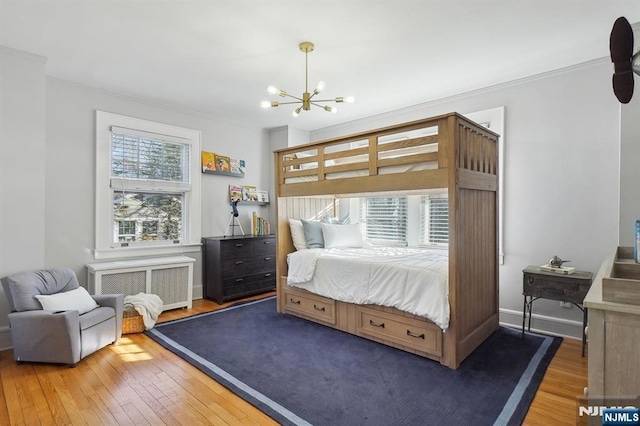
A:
[274, 112, 499, 370]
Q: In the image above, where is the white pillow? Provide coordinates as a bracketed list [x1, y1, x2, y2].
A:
[289, 219, 308, 251]
[34, 286, 99, 315]
[321, 223, 364, 248]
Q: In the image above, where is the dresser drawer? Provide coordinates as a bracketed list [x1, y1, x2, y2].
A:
[253, 238, 276, 256]
[221, 255, 276, 278]
[223, 278, 275, 299]
[284, 290, 336, 325]
[222, 271, 275, 288]
[523, 274, 590, 304]
[355, 306, 442, 356]
[219, 239, 253, 260]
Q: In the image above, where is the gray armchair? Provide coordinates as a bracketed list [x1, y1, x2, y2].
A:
[1, 268, 123, 366]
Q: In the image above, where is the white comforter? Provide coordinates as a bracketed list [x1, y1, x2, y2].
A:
[287, 246, 450, 330]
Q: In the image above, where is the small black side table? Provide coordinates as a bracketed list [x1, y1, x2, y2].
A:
[522, 266, 593, 357]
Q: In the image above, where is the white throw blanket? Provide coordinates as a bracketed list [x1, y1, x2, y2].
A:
[124, 293, 164, 330]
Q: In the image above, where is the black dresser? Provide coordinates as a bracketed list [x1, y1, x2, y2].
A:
[202, 235, 276, 304]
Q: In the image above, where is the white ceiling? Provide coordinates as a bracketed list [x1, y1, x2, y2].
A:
[1, 1, 639, 131]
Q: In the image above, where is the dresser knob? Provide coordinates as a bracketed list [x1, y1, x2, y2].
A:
[528, 277, 534, 284]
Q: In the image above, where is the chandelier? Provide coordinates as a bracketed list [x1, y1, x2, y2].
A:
[260, 41, 354, 117]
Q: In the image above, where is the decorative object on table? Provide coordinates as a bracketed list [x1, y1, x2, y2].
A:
[224, 199, 245, 237]
[540, 255, 575, 274]
[260, 41, 355, 117]
[202, 151, 245, 177]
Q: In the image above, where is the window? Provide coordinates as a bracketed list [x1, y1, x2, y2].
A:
[95, 111, 201, 259]
[117, 220, 136, 242]
[359, 197, 407, 245]
[420, 195, 449, 246]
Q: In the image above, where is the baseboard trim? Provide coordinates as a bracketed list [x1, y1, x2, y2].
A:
[499, 308, 583, 340]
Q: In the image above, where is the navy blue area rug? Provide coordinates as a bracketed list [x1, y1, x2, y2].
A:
[147, 297, 560, 426]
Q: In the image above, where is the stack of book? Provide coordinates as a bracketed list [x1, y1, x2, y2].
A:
[252, 212, 270, 236]
[539, 264, 576, 275]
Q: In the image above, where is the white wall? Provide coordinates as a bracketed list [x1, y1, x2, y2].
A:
[0, 47, 47, 348]
[309, 60, 621, 338]
[0, 46, 273, 349]
[44, 77, 272, 297]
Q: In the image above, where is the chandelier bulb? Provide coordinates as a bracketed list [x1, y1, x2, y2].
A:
[345, 96, 355, 104]
[316, 81, 326, 93]
[267, 85, 279, 95]
[324, 106, 338, 114]
[260, 101, 272, 109]
[292, 107, 302, 117]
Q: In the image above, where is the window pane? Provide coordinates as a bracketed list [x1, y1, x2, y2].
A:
[113, 191, 182, 243]
[420, 195, 449, 245]
[359, 197, 407, 244]
[111, 133, 189, 183]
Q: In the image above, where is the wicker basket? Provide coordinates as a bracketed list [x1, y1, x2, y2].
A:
[122, 307, 145, 334]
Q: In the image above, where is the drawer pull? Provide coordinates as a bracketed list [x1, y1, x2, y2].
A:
[264, 273, 272, 277]
[235, 278, 243, 283]
[528, 277, 534, 284]
[369, 319, 385, 329]
[263, 240, 271, 244]
[290, 298, 301, 305]
[406, 330, 425, 339]
[235, 261, 244, 265]
[235, 243, 244, 247]
[542, 287, 567, 295]
[264, 257, 271, 261]
[313, 304, 325, 312]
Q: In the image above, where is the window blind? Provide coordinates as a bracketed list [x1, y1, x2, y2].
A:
[359, 197, 408, 244]
[420, 195, 449, 245]
[110, 132, 190, 192]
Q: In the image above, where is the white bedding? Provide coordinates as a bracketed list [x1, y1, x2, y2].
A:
[287, 246, 450, 330]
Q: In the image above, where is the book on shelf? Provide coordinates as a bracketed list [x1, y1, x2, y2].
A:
[229, 185, 243, 202]
[252, 211, 270, 236]
[257, 190, 269, 203]
[243, 185, 258, 202]
[230, 158, 245, 176]
[215, 155, 231, 172]
[539, 264, 576, 275]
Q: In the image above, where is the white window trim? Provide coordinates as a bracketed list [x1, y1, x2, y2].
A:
[95, 111, 201, 260]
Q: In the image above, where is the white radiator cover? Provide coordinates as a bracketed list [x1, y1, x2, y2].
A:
[86, 256, 195, 311]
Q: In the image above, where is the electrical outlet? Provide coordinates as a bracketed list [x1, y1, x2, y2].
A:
[560, 301, 572, 308]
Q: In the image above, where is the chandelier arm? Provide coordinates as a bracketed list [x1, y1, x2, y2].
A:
[310, 99, 341, 103]
[276, 101, 304, 106]
[281, 93, 304, 102]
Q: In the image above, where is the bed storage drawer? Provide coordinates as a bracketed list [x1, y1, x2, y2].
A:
[355, 306, 442, 356]
[284, 290, 336, 325]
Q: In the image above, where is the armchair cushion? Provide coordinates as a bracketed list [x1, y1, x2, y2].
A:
[1, 268, 79, 312]
[34, 286, 98, 315]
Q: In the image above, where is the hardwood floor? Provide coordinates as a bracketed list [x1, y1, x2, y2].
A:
[0, 294, 587, 425]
